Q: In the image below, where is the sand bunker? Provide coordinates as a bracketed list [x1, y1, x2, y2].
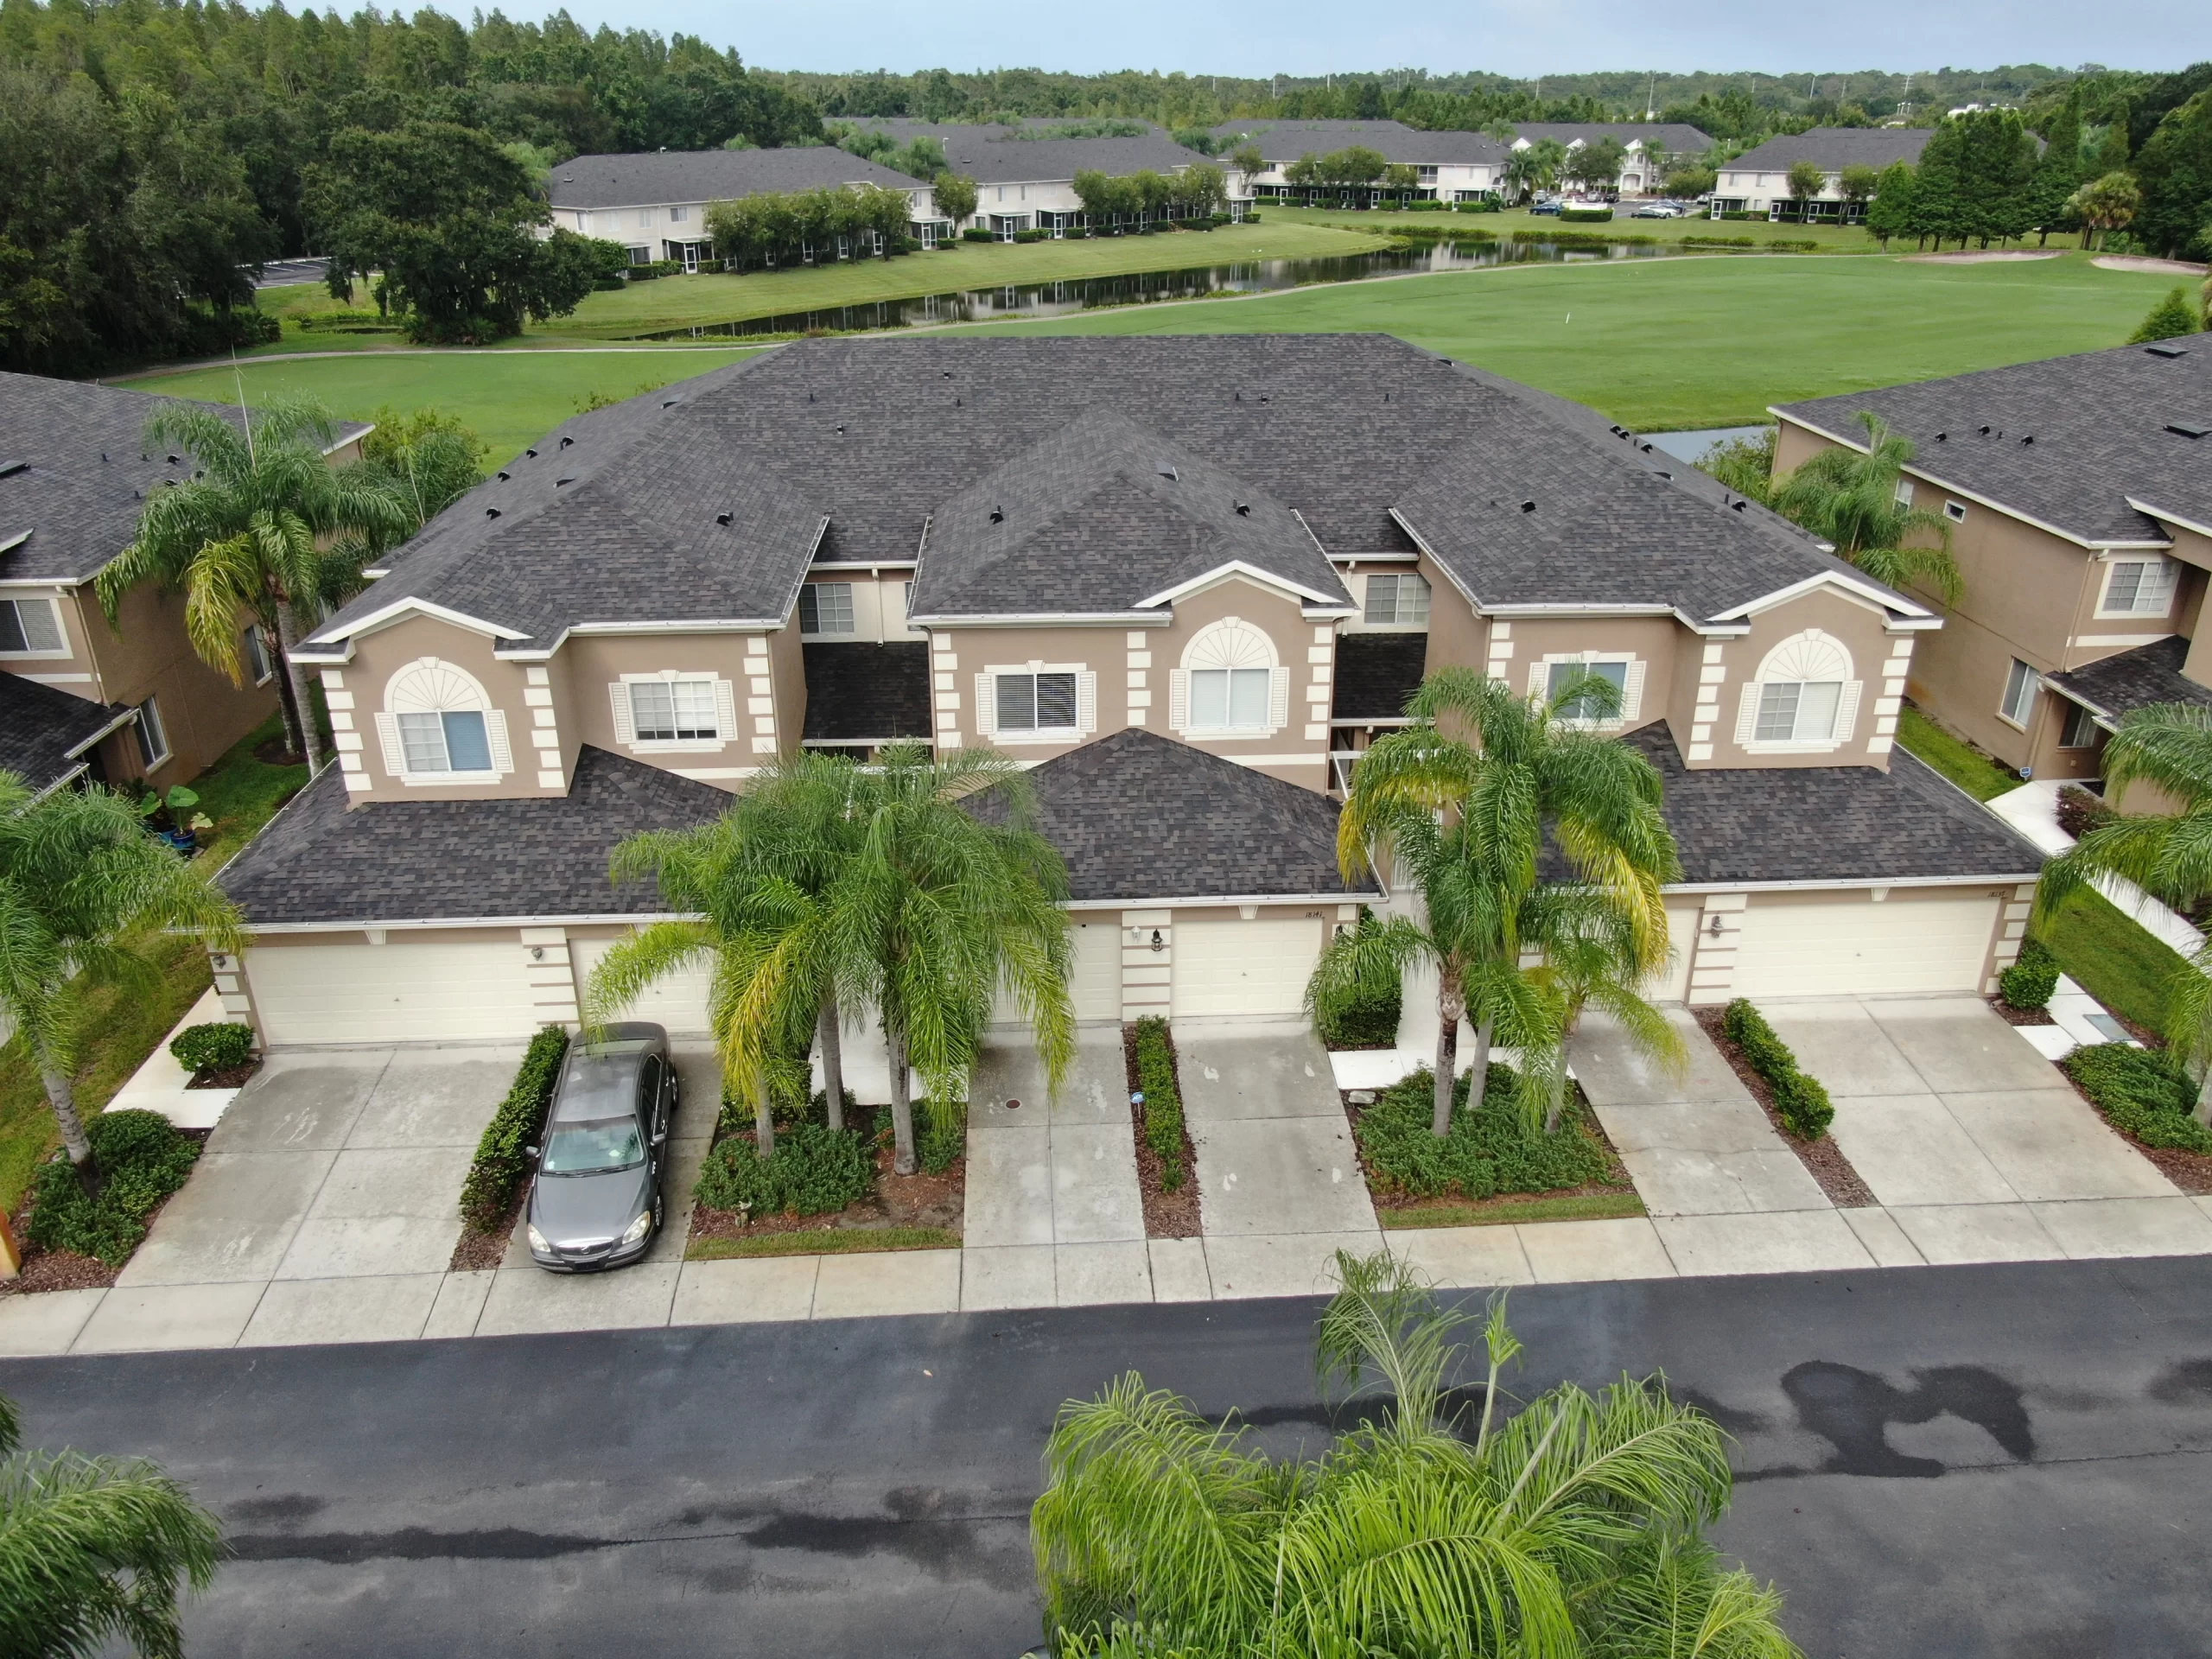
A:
[2093, 255, 2209, 276]
[1903, 250, 2063, 264]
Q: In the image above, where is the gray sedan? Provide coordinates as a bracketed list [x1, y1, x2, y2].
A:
[524, 1022, 678, 1271]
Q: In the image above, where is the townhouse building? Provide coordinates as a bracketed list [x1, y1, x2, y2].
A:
[1208, 118, 1510, 204]
[1773, 341, 2212, 798]
[1709, 128, 1935, 220]
[1507, 124, 1714, 196]
[213, 336, 2040, 1050]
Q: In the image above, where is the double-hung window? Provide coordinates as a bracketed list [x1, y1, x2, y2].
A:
[1999, 658, 2039, 728]
[397, 709, 492, 773]
[1754, 679, 1842, 743]
[0, 596, 64, 655]
[996, 671, 1077, 734]
[1191, 666, 1272, 731]
[1363, 572, 1431, 626]
[2059, 702, 2099, 749]
[1548, 659, 1629, 721]
[798, 582, 855, 636]
[242, 624, 272, 684]
[2101, 557, 2176, 617]
[629, 678, 719, 741]
[134, 696, 170, 768]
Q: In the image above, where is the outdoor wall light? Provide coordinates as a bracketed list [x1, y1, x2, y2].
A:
[531, 945, 544, 961]
[1707, 914, 1725, 938]
[1149, 930, 1164, 953]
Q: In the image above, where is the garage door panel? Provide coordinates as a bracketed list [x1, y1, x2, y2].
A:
[993, 921, 1120, 1024]
[1172, 918, 1322, 1019]
[1733, 896, 1998, 998]
[1649, 905, 1701, 1004]
[571, 936, 715, 1035]
[249, 942, 537, 1046]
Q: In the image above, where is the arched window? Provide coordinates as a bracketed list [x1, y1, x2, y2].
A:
[376, 658, 512, 781]
[1736, 630, 1860, 753]
[1172, 618, 1288, 737]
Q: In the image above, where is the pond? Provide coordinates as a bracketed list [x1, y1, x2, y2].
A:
[636, 235, 1691, 340]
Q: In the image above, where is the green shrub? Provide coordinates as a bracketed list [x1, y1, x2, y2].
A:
[916, 1095, 967, 1174]
[458, 1026, 569, 1232]
[24, 1109, 200, 1264]
[2064, 1043, 2212, 1152]
[696, 1122, 874, 1216]
[169, 1021, 254, 1074]
[1560, 207, 1614, 222]
[1355, 1065, 1609, 1200]
[1720, 999, 1834, 1139]
[1999, 939, 2062, 1011]
[1132, 1016, 1187, 1191]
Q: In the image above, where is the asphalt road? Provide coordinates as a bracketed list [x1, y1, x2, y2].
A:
[4, 1255, 2209, 1657]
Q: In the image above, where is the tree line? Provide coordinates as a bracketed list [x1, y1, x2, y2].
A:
[702, 184, 916, 270]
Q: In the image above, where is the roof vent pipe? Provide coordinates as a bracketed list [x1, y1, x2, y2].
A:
[1520, 500, 1536, 513]
[989, 506, 1004, 524]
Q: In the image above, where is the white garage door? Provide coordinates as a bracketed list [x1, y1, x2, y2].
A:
[1732, 893, 1999, 998]
[991, 919, 1121, 1025]
[1172, 918, 1323, 1019]
[570, 935, 715, 1034]
[1648, 905, 1703, 1004]
[248, 941, 537, 1046]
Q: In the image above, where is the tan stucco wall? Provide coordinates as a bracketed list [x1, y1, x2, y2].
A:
[1698, 588, 1904, 771]
[562, 632, 772, 788]
[1414, 555, 1485, 685]
[68, 582, 276, 786]
[1482, 614, 1679, 732]
[765, 621, 806, 762]
[798, 571, 925, 643]
[324, 613, 550, 804]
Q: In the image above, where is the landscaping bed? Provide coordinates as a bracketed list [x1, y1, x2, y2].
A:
[1122, 1019, 1200, 1237]
[2060, 1043, 2212, 1196]
[1694, 1005, 1875, 1207]
[2, 1114, 208, 1295]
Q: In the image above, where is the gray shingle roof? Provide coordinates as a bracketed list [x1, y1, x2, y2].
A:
[1776, 342, 2212, 546]
[1510, 123, 1713, 153]
[1332, 634, 1429, 721]
[907, 407, 1349, 620]
[801, 642, 931, 741]
[218, 745, 729, 926]
[1619, 722, 2044, 885]
[1209, 118, 1509, 167]
[970, 727, 1378, 902]
[849, 122, 1212, 185]
[1724, 127, 1936, 174]
[546, 149, 925, 211]
[0, 373, 369, 584]
[0, 673, 132, 793]
[2047, 636, 2212, 721]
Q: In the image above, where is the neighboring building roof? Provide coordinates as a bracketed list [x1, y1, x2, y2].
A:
[546, 148, 925, 211]
[1775, 342, 2212, 547]
[1331, 634, 1429, 720]
[218, 745, 728, 926]
[0, 674, 134, 795]
[1723, 127, 1936, 174]
[1208, 118, 1509, 166]
[801, 642, 932, 741]
[849, 120, 1215, 185]
[2046, 636, 2212, 722]
[970, 727, 1378, 901]
[0, 373, 369, 585]
[1510, 123, 1714, 153]
[1620, 722, 2044, 885]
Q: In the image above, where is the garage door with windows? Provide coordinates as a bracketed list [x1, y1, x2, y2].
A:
[248, 941, 538, 1046]
[1732, 893, 2000, 998]
[1171, 917, 1323, 1018]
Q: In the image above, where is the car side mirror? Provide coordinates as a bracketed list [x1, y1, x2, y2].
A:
[524, 1145, 540, 1160]
[652, 1130, 667, 1146]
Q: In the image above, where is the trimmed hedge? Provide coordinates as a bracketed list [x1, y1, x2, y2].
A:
[914, 1095, 968, 1174]
[1560, 207, 1614, 222]
[2064, 1043, 2212, 1152]
[458, 1026, 569, 1232]
[24, 1110, 200, 1264]
[1999, 939, 2062, 1011]
[696, 1122, 873, 1216]
[2057, 785, 2116, 840]
[1721, 1000, 1834, 1139]
[1356, 1065, 1609, 1200]
[169, 1021, 253, 1074]
[1133, 1016, 1187, 1191]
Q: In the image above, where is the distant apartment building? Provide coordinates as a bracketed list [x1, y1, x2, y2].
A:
[1209, 118, 1510, 204]
[1710, 128, 1935, 221]
[1506, 124, 1715, 196]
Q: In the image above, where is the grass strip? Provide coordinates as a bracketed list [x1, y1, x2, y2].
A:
[685, 1226, 960, 1260]
[2037, 887, 2191, 1037]
[1379, 1192, 1647, 1230]
[1896, 707, 2018, 801]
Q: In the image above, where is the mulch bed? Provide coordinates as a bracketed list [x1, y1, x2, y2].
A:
[253, 735, 307, 766]
[448, 1209, 516, 1273]
[1344, 1084, 1640, 1217]
[1986, 997, 2055, 1028]
[1693, 1007, 1877, 1208]
[187, 1057, 263, 1090]
[1122, 1023, 1202, 1238]
[689, 1103, 965, 1246]
[2, 1128, 212, 1295]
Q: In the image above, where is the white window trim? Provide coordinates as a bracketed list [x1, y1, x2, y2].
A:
[1171, 616, 1289, 740]
[0, 595, 69, 660]
[977, 662, 1096, 745]
[134, 697, 171, 770]
[611, 671, 735, 753]
[2094, 556, 2177, 620]
[1529, 652, 1643, 730]
[244, 624, 275, 686]
[376, 656, 512, 785]
[1996, 658, 2040, 731]
[1361, 571, 1432, 630]
[798, 582, 859, 640]
[1733, 629, 1860, 754]
[1943, 500, 1968, 524]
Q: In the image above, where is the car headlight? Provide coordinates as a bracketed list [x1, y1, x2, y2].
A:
[527, 1224, 550, 1253]
[620, 1210, 653, 1246]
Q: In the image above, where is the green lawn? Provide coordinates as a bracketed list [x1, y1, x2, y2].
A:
[948, 249, 2177, 429]
[2037, 887, 2192, 1038]
[117, 348, 760, 467]
[685, 1226, 960, 1260]
[1257, 202, 1887, 251]
[1897, 706, 2020, 801]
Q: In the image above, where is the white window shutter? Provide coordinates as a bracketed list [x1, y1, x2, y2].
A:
[1268, 664, 1290, 730]
[973, 673, 995, 735]
[1527, 659, 1548, 700]
[1620, 659, 1646, 723]
[374, 711, 405, 776]
[609, 683, 634, 744]
[1076, 671, 1097, 734]
[1169, 669, 1189, 732]
[485, 709, 513, 773]
[713, 677, 737, 739]
[1835, 680, 1863, 742]
[1734, 683, 1763, 745]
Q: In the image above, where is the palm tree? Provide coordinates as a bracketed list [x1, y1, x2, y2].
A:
[95, 396, 410, 776]
[1770, 411, 1964, 607]
[1529, 898, 1687, 1134]
[1315, 668, 1679, 1138]
[2067, 170, 2141, 250]
[0, 772, 245, 1185]
[1033, 1249, 1801, 1658]
[0, 1391, 226, 1658]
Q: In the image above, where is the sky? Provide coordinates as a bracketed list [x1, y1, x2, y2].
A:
[551, 0, 2209, 79]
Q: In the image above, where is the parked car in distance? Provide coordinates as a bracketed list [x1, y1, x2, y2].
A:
[1633, 202, 1686, 218]
[1529, 197, 1563, 215]
[524, 1022, 677, 1272]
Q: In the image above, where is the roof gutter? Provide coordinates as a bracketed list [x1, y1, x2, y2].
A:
[63, 705, 142, 760]
[2126, 497, 2212, 543]
[1662, 873, 2040, 894]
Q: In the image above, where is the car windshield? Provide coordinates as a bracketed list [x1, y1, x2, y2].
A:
[541, 1116, 645, 1175]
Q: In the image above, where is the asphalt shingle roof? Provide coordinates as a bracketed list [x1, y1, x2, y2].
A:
[1209, 118, 1509, 166]
[849, 122, 1212, 185]
[801, 643, 932, 741]
[970, 727, 1377, 902]
[1775, 342, 2212, 545]
[1724, 127, 1936, 173]
[0, 373, 368, 584]
[1619, 722, 2044, 885]
[1331, 634, 1429, 720]
[218, 745, 730, 926]
[2047, 636, 2212, 721]
[1510, 123, 1714, 153]
[0, 674, 131, 793]
[547, 148, 925, 210]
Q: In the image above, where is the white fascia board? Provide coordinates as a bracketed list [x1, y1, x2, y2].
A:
[241, 910, 707, 935]
[1772, 408, 2171, 552]
[1135, 559, 1348, 611]
[287, 642, 355, 665]
[322, 424, 374, 456]
[491, 620, 782, 662]
[2126, 497, 2212, 543]
[308, 595, 531, 647]
[810, 559, 919, 573]
[31, 763, 91, 800]
[1386, 510, 1478, 605]
[0, 531, 29, 557]
[1708, 569, 1934, 625]
[907, 611, 1171, 628]
[1063, 887, 1383, 912]
[63, 706, 143, 759]
[1662, 873, 2040, 894]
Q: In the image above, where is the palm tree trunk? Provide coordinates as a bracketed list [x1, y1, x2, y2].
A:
[37, 1045, 97, 1193]
[818, 993, 845, 1132]
[269, 626, 309, 762]
[887, 1026, 917, 1176]
[2196, 1065, 2212, 1129]
[1464, 1014, 1496, 1117]
[753, 1068, 776, 1160]
[272, 601, 327, 778]
[1432, 982, 1463, 1139]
